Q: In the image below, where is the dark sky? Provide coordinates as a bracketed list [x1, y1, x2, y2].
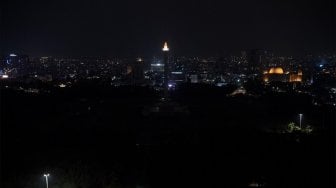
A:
[1, 0, 335, 57]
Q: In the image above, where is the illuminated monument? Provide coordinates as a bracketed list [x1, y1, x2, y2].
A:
[162, 42, 169, 97]
[142, 42, 189, 116]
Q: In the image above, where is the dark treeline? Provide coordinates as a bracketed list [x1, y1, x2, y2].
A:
[1, 83, 335, 188]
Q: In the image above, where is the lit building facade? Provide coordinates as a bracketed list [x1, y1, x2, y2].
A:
[263, 67, 303, 83]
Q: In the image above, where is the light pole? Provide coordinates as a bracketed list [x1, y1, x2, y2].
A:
[299, 114, 303, 129]
[44, 174, 50, 188]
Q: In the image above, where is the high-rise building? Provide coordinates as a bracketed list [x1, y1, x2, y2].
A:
[248, 50, 261, 74]
[247, 49, 268, 77]
[126, 58, 145, 85]
[133, 58, 145, 83]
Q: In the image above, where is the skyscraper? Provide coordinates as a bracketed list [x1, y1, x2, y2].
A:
[248, 49, 262, 74]
[247, 49, 268, 79]
[126, 58, 145, 85]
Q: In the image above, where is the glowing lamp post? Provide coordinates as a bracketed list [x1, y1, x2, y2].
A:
[43, 174, 50, 188]
[299, 114, 303, 128]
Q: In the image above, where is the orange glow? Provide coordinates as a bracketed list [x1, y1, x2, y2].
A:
[268, 67, 284, 74]
[263, 76, 269, 82]
[298, 70, 303, 75]
[289, 74, 302, 82]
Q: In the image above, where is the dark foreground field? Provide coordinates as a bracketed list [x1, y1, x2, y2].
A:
[1, 85, 335, 188]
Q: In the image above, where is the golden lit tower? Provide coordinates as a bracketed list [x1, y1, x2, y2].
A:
[162, 42, 169, 96]
[162, 42, 169, 52]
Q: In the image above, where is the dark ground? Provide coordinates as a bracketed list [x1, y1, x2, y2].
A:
[1, 84, 335, 188]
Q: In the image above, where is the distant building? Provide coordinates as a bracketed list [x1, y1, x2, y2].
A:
[190, 74, 198, 83]
[263, 67, 286, 82]
[247, 49, 263, 75]
[245, 49, 273, 80]
[150, 63, 164, 72]
[126, 58, 145, 85]
[289, 70, 303, 82]
[263, 67, 303, 83]
[3, 54, 30, 77]
[230, 86, 247, 96]
[170, 71, 185, 83]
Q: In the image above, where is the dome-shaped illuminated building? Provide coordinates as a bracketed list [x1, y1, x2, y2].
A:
[263, 67, 303, 83]
[268, 67, 284, 74]
[263, 67, 287, 82]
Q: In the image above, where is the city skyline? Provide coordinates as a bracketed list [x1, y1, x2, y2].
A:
[1, 1, 335, 188]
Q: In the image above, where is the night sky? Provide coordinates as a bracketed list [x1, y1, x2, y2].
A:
[1, 0, 335, 57]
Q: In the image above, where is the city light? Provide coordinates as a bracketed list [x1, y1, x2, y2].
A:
[59, 84, 66, 88]
[2, 75, 9, 79]
[9, 53, 17, 57]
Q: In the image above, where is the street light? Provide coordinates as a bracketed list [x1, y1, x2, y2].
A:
[43, 174, 50, 188]
[299, 114, 303, 128]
